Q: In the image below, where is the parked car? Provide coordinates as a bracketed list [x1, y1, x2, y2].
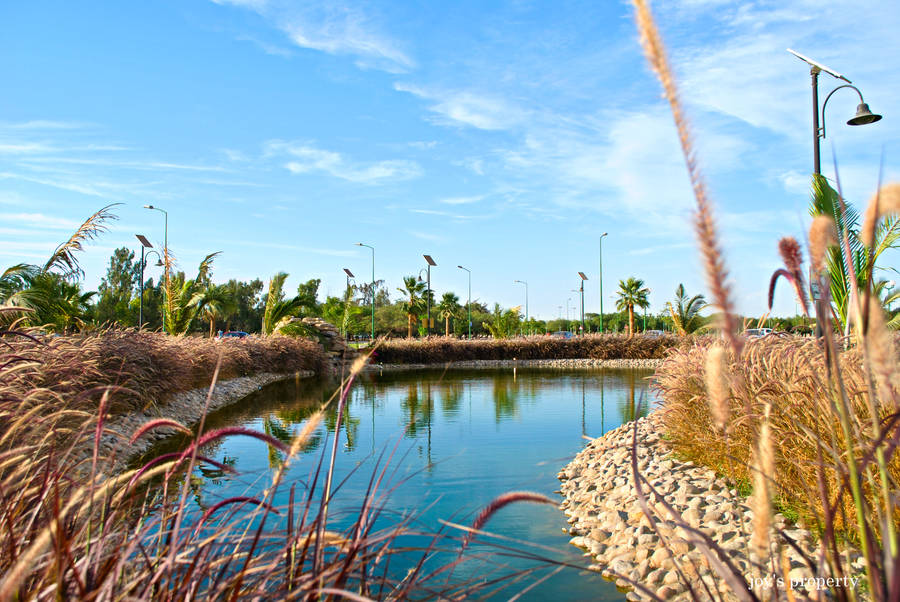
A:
[216, 330, 249, 340]
[550, 331, 575, 339]
[743, 328, 773, 339]
[643, 330, 665, 338]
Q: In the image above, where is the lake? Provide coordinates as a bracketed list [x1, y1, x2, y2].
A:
[147, 367, 655, 600]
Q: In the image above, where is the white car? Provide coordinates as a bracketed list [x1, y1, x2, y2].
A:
[743, 328, 773, 339]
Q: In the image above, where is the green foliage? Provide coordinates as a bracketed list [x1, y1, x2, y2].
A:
[810, 174, 900, 332]
[665, 283, 708, 335]
[615, 277, 650, 336]
[482, 303, 522, 339]
[437, 292, 461, 336]
[95, 247, 139, 327]
[397, 276, 426, 338]
[261, 272, 318, 336]
[164, 252, 221, 336]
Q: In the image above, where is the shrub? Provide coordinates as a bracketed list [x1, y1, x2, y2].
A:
[374, 333, 690, 364]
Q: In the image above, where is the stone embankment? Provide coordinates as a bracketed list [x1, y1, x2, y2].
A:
[98, 370, 315, 467]
[366, 358, 661, 373]
[559, 413, 865, 600]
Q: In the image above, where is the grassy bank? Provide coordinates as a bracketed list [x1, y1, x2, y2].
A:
[7, 329, 328, 416]
[654, 335, 900, 534]
[373, 333, 688, 364]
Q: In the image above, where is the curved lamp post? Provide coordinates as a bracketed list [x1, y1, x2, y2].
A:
[514, 279, 528, 335]
[355, 243, 375, 341]
[144, 205, 168, 333]
[342, 268, 355, 338]
[599, 233, 608, 333]
[788, 49, 882, 175]
[457, 265, 471, 339]
[578, 272, 588, 335]
[423, 255, 436, 335]
[135, 234, 161, 330]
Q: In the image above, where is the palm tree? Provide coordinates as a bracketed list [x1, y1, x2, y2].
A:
[261, 272, 317, 335]
[164, 252, 221, 335]
[396, 276, 426, 338]
[615, 277, 650, 337]
[811, 175, 899, 332]
[193, 284, 235, 337]
[1, 205, 118, 330]
[665, 283, 707, 335]
[437, 292, 461, 335]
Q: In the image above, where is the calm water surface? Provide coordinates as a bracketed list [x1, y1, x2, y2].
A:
[152, 368, 654, 600]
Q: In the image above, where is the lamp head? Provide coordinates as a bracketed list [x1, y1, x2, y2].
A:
[155, 259, 164, 267]
[847, 103, 882, 126]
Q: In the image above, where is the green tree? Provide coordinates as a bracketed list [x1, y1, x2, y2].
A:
[437, 292, 461, 336]
[261, 272, 317, 335]
[811, 175, 900, 332]
[164, 252, 220, 336]
[1, 205, 118, 330]
[665, 283, 707, 335]
[396, 276, 426, 338]
[482, 303, 522, 339]
[194, 284, 236, 337]
[95, 247, 139, 326]
[615, 277, 650, 337]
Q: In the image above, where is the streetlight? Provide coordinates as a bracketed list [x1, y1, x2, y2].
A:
[643, 288, 652, 332]
[342, 268, 355, 338]
[422, 255, 436, 336]
[578, 272, 588, 335]
[135, 234, 160, 329]
[566, 297, 572, 325]
[599, 232, 608, 334]
[457, 265, 472, 339]
[144, 205, 168, 333]
[788, 49, 882, 176]
[355, 243, 375, 341]
[514, 279, 528, 335]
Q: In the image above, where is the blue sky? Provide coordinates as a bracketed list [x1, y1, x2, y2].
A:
[2, 0, 897, 320]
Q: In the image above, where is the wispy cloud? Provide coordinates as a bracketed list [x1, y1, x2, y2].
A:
[407, 230, 446, 243]
[438, 195, 483, 205]
[213, 1, 414, 73]
[0, 212, 80, 230]
[265, 140, 422, 184]
[0, 120, 89, 130]
[224, 239, 357, 257]
[394, 83, 528, 131]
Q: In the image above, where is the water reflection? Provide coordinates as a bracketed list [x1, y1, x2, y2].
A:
[139, 368, 656, 601]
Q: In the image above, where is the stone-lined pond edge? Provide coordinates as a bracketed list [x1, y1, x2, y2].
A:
[364, 358, 662, 372]
[559, 412, 865, 600]
[97, 370, 315, 470]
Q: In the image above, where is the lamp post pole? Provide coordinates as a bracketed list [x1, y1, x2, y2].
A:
[144, 205, 168, 333]
[135, 234, 155, 329]
[514, 280, 528, 335]
[458, 265, 471, 339]
[342, 268, 355, 339]
[599, 233, 607, 333]
[423, 255, 436, 336]
[356, 243, 375, 341]
[578, 272, 588, 335]
[788, 50, 882, 176]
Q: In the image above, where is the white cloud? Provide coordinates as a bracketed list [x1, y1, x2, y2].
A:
[394, 83, 528, 131]
[213, 1, 413, 73]
[438, 195, 483, 205]
[0, 213, 80, 231]
[1, 120, 88, 130]
[266, 140, 422, 184]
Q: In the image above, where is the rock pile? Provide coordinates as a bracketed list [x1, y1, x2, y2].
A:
[558, 413, 864, 600]
[299, 317, 358, 361]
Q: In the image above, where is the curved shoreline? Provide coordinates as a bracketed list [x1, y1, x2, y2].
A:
[365, 358, 662, 372]
[559, 413, 864, 600]
[97, 370, 316, 468]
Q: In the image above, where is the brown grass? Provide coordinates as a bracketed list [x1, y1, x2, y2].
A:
[5, 329, 328, 416]
[655, 335, 900, 533]
[373, 333, 690, 364]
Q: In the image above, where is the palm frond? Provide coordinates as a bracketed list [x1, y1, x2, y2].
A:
[43, 203, 121, 279]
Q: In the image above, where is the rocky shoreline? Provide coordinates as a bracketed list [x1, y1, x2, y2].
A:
[558, 412, 864, 600]
[97, 370, 315, 469]
[365, 358, 661, 372]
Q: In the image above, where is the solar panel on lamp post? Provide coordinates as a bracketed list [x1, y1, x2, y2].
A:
[135, 234, 153, 329]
